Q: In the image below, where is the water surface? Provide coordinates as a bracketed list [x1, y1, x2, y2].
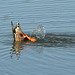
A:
[0, 0, 75, 75]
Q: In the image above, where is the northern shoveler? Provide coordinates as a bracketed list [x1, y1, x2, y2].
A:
[11, 21, 36, 42]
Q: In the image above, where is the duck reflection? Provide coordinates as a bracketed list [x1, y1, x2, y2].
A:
[10, 41, 44, 60]
[10, 41, 32, 60]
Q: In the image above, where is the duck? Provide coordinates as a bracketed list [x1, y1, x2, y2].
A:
[11, 21, 36, 42]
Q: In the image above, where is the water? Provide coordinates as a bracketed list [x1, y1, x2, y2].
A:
[30, 25, 46, 39]
[0, 0, 75, 75]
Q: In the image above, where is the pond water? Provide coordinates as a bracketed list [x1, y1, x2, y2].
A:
[0, 0, 75, 75]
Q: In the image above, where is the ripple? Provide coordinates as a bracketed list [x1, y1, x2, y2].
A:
[0, 32, 75, 75]
[33, 33, 75, 48]
[0, 47, 10, 63]
[0, 0, 75, 74]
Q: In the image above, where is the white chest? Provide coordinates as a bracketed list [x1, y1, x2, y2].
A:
[16, 27, 19, 32]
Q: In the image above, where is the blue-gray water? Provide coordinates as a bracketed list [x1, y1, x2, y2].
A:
[0, 0, 75, 75]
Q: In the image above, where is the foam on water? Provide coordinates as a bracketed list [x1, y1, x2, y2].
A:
[30, 25, 46, 39]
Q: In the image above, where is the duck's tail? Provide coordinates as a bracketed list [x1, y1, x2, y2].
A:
[11, 21, 15, 39]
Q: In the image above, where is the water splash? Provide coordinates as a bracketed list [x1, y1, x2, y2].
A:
[30, 25, 46, 39]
